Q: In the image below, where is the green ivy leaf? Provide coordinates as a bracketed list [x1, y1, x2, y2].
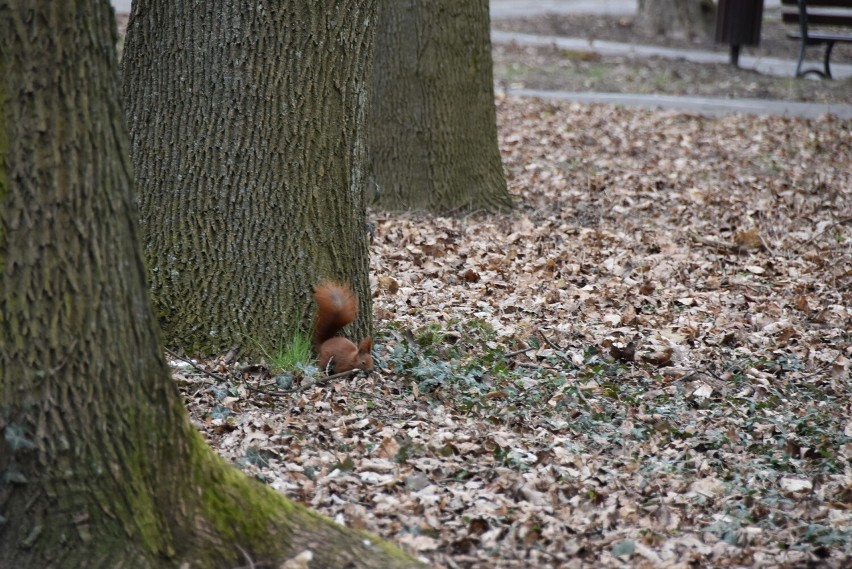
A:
[612, 540, 635, 558]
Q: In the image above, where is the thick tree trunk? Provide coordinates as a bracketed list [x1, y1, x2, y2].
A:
[121, 0, 375, 356]
[635, 0, 716, 40]
[369, 0, 512, 214]
[0, 1, 418, 567]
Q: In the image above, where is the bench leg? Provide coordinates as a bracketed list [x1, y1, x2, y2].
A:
[795, 39, 807, 77]
[796, 40, 830, 79]
[823, 41, 835, 80]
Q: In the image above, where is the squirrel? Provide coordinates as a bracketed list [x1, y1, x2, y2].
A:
[313, 281, 374, 374]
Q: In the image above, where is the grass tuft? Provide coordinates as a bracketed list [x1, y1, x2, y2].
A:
[268, 332, 313, 373]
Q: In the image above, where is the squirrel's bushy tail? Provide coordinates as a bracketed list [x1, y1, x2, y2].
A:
[313, 281, 358, 347]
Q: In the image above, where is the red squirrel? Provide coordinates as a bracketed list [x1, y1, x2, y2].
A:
[313, 281, 374, 373]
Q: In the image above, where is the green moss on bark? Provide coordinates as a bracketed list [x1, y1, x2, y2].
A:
[2, 1, 420, 566]
[187, 429, 421, 568]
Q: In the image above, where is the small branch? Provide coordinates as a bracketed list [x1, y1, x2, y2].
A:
[514, 361, 545, 370]
[164, 347, 228, 383]
[235, 544, 256, 569]
[268, 368, 364, 395]
[571, 382, 593, 409]
[802, 216, 852, 247]
[316, 368, 365, 384]
[757, 232, 783, 259]
[538, 330, 595, 409]
[349, 389, 393, 405]
[687, 230, 745, 253]
[504, 345, 535, 358]
[538, 329, 567, 353]
[797, 351, 842, 381]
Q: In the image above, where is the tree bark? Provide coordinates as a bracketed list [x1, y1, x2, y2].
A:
[121, 0, 375, 356]
[369, 0, 512, 214]
[635, 0, 716, 40]
[0, 1, 418, 567]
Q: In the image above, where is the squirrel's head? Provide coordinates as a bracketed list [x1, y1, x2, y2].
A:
[357, 337, 374, 370]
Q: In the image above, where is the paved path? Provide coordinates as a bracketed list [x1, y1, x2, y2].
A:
[491, 30, 852, 117]
[490, 0, 781, 18]
[501, 88, 852, 118]
[492, 30, 852, 80]
[111, 0, 848, 118]
[491, 0, 636, 17]
[111, 0, 779, 15]
[488, 0, 851, 117]
[112, 1, 634, 17]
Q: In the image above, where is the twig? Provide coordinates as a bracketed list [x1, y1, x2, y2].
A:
[315, 368, 364, 384]
[268, 368, 364, 395]
[796, 351, 842, 381]
[349, 390, 393, 405]
[504, 345, 536, 358]
[235, 544, 256, 569]
[687, 230, 744, 253]
[538, 330, 595, 409]
[572, 382, 593, 409]
[757, 232, 783, 259]
[164, 347, 228, 383]
[538, 329, 567, 353]
[802, 216, 852, 246]
[668, 370, 699, 384]
[724, 399, 749, 419]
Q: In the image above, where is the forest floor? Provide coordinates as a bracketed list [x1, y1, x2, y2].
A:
[113, 6, 852, 568]
[490, 9, 852, 104]
[175, 96, 851, 568]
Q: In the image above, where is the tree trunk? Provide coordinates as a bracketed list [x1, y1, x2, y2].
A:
[121, 0, 375, 356]
[369, 0, 512, 214]
[0, 1, 418, 567]
[635, 0, 716, 40]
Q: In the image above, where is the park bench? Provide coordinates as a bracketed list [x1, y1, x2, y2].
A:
[781, 0, 852, 78]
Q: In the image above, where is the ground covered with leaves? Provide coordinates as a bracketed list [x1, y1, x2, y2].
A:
[173, 97, 851, 568]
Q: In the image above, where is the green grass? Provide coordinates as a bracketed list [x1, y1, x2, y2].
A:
[267, 332, 313, 372]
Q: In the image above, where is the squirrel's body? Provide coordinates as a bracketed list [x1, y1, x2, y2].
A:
[313, 281, 373, 373]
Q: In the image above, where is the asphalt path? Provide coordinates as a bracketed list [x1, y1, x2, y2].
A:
[110, 1, 782, 19]
[109, 1, 638, 16]
[501, 88, 852, 118]
[109, 0, 848, 118]
[491, 30, 852, 80]
[490, 0, 636, 17]
[489, 0, 781, 18]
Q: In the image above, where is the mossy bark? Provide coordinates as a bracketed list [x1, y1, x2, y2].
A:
[369, 0, 512, 214]
[0, 2, 418, 567]
[121, 0, 375, 356]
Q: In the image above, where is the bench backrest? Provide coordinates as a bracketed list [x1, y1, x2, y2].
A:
[781, 0, 852, 27]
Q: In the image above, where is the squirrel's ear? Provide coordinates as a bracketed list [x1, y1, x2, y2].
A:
[359, 336, 373, 352]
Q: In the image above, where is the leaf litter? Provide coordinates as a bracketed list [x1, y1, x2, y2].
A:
[175, 97, 851, 568]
